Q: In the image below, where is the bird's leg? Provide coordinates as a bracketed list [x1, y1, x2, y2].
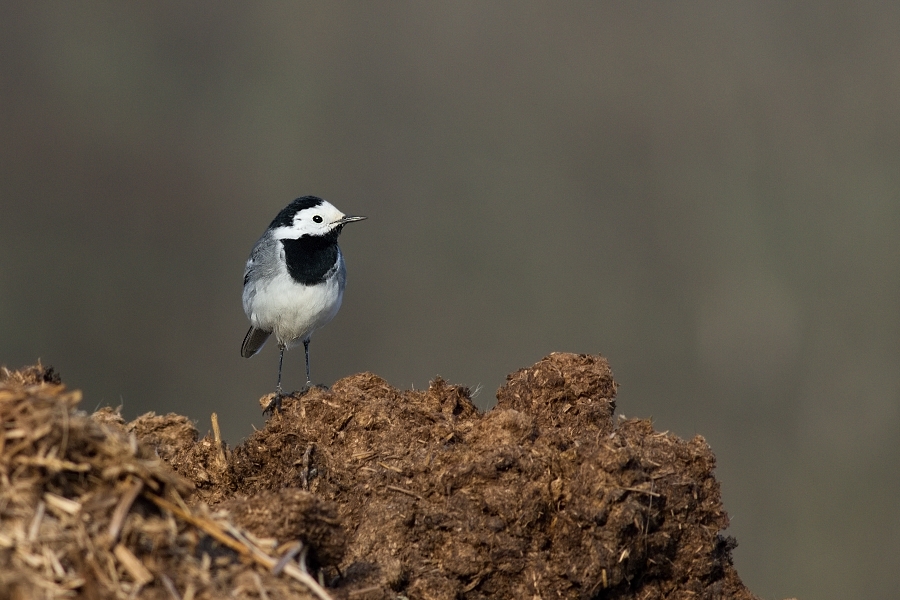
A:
[276, 343, 286, 395]
[302, 338, 330, 392]
[264, 343, 287, 415]
[303, 339, 312, 388]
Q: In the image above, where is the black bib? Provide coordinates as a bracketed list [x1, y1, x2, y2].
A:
[281, 228, 341, 285]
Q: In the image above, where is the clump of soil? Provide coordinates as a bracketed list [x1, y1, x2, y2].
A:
[0, 355, 760, 599]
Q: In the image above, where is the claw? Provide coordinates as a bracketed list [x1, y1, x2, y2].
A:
[262, 392, 284, 415]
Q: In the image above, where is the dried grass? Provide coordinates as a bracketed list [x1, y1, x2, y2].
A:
[0, 364, 330, 600]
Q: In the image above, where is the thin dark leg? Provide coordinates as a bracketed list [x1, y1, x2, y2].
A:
[276, 343, 286, 394]
[303, 339, 312, 387]
[264, 344, 287, 415]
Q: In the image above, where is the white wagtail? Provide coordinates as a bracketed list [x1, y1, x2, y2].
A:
[241, 196, 366, 411]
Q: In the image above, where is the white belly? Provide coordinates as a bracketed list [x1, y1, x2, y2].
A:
[243, 271, 343, 348]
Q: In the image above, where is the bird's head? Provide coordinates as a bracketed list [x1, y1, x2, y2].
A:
[269, 196, 366, 240]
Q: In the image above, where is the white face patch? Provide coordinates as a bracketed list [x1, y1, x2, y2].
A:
[272, 200, 346, 240]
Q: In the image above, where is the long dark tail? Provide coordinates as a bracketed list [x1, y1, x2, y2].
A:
[241, 327, 271, 358]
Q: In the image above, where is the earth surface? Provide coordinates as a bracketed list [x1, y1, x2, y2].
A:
[0, 354, 763, 599]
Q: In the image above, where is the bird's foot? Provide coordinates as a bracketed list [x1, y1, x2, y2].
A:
[262, 390, 285, 416]
[290, 382, 328, 396]
[262, 384, 328, 416]
[302, 380, 330, 392]
[294, 380, 329, 394]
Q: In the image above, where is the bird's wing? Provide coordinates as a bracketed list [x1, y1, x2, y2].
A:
[241, 327, 271, 358]
[243, 251, 258, 287]
[243, 232, 280, 288]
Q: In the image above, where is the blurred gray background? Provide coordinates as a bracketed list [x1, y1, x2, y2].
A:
[2, 3, 898, 598]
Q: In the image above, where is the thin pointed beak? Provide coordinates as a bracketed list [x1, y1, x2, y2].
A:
[335, 215, 367, 225]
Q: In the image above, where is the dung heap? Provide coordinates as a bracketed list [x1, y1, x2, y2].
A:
[0, 355, 758, 600]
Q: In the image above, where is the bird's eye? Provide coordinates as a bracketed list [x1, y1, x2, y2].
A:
[312, 215, 323, 223]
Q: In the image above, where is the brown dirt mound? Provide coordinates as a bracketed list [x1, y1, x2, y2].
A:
[0, 364, 337, 600]
[0, 355, 761, 599]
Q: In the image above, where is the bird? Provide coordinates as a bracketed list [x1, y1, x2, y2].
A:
[241, 195, 366, 412]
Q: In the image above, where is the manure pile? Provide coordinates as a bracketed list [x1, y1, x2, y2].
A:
[0, 355, 758, 599]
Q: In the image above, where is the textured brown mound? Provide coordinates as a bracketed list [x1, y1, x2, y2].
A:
[0, 365, 337, 600]
[218, 353, 751, 599]
[0, 355, 760, 599]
